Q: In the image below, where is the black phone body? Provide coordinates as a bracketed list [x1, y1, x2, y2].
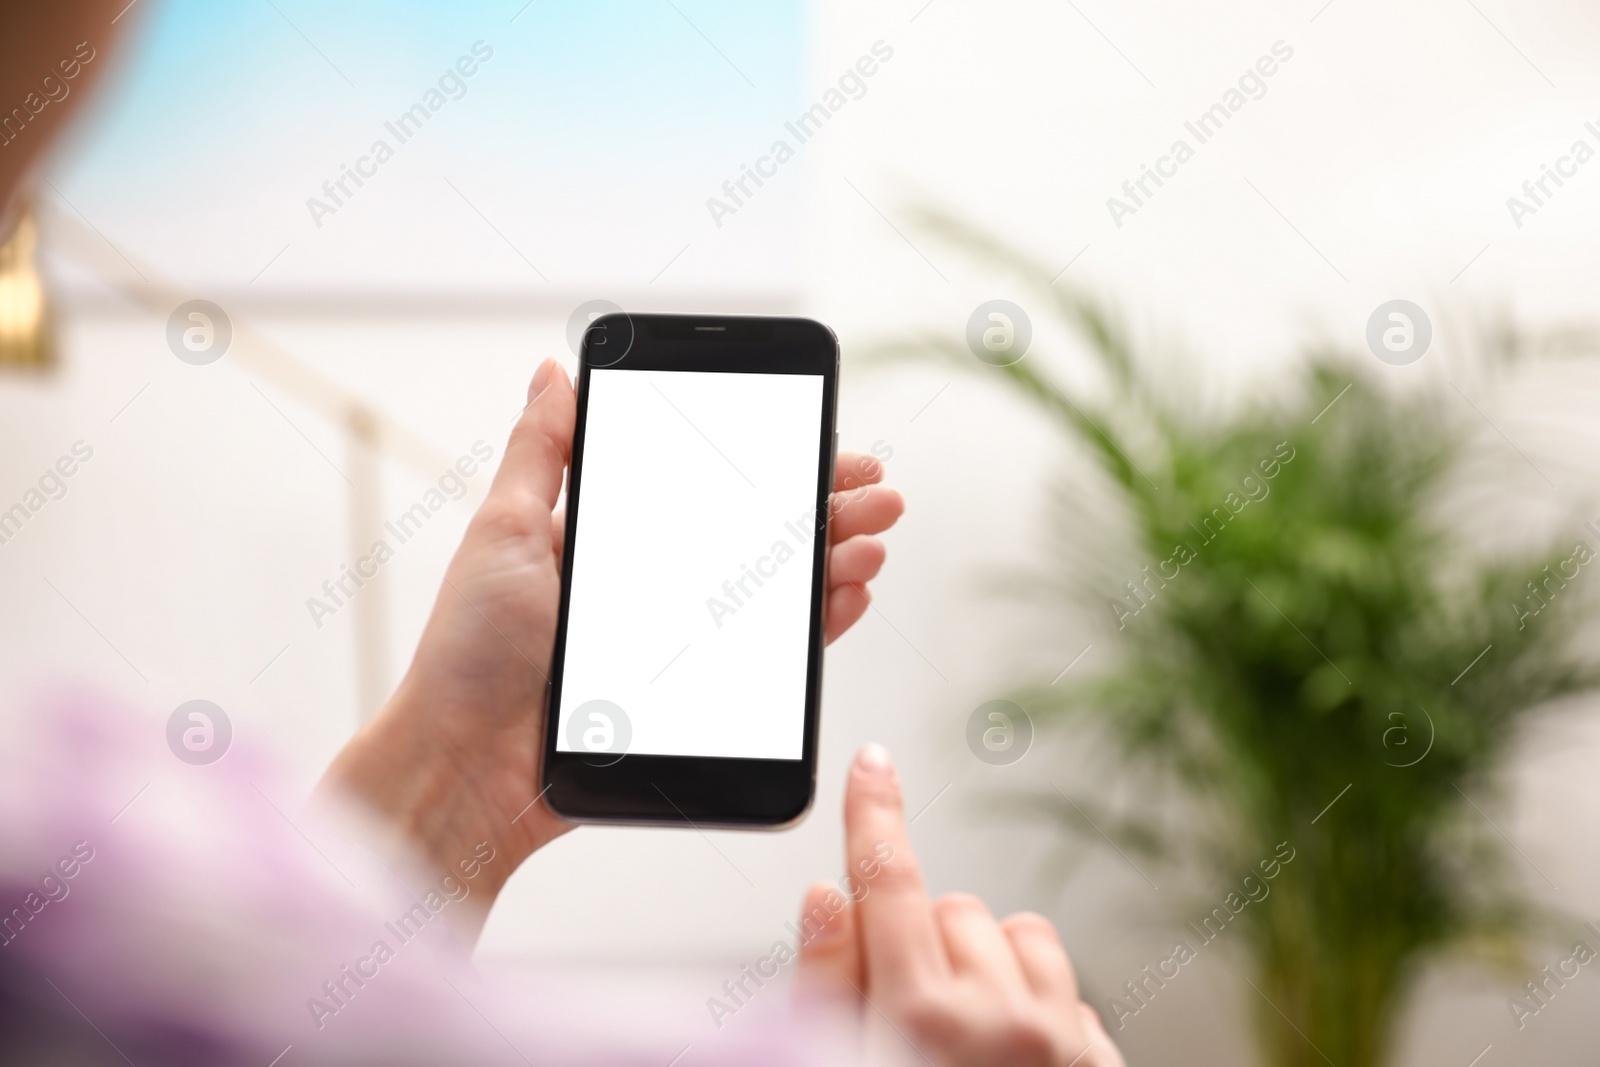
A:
[541, 313, 840, 828]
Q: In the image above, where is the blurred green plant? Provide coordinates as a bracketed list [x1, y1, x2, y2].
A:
[885, 210, 1600, 1067]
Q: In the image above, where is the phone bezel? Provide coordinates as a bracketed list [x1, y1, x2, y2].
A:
[540, 312, 840, 828]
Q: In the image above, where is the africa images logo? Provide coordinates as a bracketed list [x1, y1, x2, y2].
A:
[705, 40, 894, 228]
[166, 700, 232, 766]
[304, 41, 495, 228]
[1105, 41, 1295, 228]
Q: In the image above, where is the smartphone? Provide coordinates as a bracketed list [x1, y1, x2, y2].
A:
[541, 312, 840, 828]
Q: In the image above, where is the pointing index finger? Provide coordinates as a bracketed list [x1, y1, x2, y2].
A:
[844, 744, 947, 989]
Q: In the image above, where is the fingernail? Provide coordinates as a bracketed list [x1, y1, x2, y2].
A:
[529, 358, 555, 400]
[856, 742, 894, 777]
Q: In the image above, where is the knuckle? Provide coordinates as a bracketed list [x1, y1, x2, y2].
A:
[830, 484, 872, 509]
[509, 415, 567, 468]
[935, 892, 989, 916]
[867, 851, 924, 894]
[989, 1007, 1057, 1064]
[852, 534, 887, 559]
[851, 769, 903, 810]
[471, 497, 544, 543]
[842, 583, 872, 607]
[893, 991, 958, 1044]
[1001, 911, 1059, 938]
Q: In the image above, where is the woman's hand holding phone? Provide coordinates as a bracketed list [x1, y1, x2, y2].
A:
[319, 358, 904, 941]
[796, 745, 1127, 1067]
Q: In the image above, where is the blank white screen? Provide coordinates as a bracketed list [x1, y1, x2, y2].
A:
[556, 368, 825, 760]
